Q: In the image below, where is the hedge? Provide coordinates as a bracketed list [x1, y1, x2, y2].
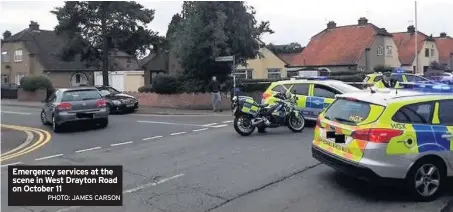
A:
[20, 75, 53, 92]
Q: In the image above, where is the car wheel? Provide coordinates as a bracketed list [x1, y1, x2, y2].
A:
[52, 115, 62, 133]
[40, 110, 49, 125]
[99, 118, 108, 128]
[106, 103, 112, 114]
[406, 157, 446, 201]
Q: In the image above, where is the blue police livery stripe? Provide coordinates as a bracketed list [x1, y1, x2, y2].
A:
[413, 124, 450, 152]
[307, 97, 324, 109]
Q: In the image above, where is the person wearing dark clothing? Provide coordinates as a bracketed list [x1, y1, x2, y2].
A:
[208, 76, 222, 112]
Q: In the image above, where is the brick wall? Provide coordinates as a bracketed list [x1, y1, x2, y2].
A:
[17, 88, 47, 101]
[125, 92, 232, 110]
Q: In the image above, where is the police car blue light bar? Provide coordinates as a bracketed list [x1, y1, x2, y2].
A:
[399, 82, 453, 92]
[393, 67, 406, 73]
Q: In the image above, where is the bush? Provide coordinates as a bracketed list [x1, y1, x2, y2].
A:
[138, 84, 154, 93]
[152, 75, 180, 94]
[20, 75, 53, 92]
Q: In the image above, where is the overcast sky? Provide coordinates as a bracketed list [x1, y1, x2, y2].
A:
[1, 0, 452, 46]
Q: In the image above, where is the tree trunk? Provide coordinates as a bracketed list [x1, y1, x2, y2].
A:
[101, 2, 109, 86]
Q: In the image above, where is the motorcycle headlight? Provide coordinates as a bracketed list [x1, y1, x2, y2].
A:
[112, 100, 121, 105]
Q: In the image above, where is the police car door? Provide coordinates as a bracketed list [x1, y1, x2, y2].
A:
[433, 100, 453, 169]
[308, 84, 339, 118]
[388, 101, 437, 155]
[289, 83, 310, 118]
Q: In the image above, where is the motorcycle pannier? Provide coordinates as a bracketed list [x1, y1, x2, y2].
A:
[239, 98, 260, 116]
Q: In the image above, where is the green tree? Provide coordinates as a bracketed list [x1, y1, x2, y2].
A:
[51, 1, 158, 86]
[267, 42, 304, 54]
[170, 1, 274, 92]
[2, 30, 11, 39]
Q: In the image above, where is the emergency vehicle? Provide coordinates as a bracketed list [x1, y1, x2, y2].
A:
[261, 77, 365, 121]
[312, 82, 453, 201]
[364, 69, 431, 88]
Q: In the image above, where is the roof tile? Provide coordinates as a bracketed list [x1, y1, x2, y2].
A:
[391, 32, 427, 65]
[434, 36, 453, 65]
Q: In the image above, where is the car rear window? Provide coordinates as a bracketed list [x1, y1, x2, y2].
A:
[61, 90, 102, 102]
[324, 98, 384, 126]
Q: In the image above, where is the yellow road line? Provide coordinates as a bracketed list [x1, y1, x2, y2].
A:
[1, 124, 51, 162]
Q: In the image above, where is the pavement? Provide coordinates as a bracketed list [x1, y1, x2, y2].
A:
[1, 105, 452, 212]
[1, 99, 232, 115]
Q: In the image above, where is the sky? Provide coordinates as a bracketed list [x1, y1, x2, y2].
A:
[0, 0, 452, 46]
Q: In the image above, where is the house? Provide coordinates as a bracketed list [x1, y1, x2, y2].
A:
[235, 45, 289, 79]
[392, 26, 439, 74]
[1, 21, 143, 91]
[434, 32, 453, 70]
[289, 17, 401, 73]
[139, 48, 183, 85]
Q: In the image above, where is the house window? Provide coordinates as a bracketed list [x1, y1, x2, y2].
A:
[14, 49, 23, 62]
[425, 48, 429, 57]
[431, 49, 435, 57]
[126, 58, 132, 68]
[1, 51, 9, 62]
[235, 69, 253, 80]
[385, 45, 392, 56]
[377, 46, 384, 55]
[267, 68, 281, 79]
[15, 73, 25, 85]
[70, 73, 88, 87]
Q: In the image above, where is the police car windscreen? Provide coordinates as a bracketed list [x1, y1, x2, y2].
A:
[324, 98, 384, 126]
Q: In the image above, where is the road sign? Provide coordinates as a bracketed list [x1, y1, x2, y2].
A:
[215, 56, 234, 62]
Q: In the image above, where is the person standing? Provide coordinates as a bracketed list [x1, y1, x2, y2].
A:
[208, 76, 222, 112]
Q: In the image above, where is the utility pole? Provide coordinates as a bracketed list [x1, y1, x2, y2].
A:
[101, 2, 110, 86]
[414, 1, 418, 74]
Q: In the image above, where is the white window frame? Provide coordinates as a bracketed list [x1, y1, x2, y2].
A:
[267, 68, 281, 79]
[235, 69, 253, 80]
[377, 46, 384, 56]
[431, 49, 435, 57]
[385, 45, 392, 56]
[14, 49, 23, 62]
[1, 51, 9, 63]
[15, 73, 25, 85]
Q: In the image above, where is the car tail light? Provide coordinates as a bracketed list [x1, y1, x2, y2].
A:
[57, 102, 72, 111]
[262, 92, 272, 100]
[351, 128, 402, 143]
[96, 99, 107, 107]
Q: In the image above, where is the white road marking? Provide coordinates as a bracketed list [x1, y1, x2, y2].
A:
[123, 174, 184, 194]
[203, 123, 218, 127]
[56, 206, 81, 212]
[142, 136, 163, 141]
[170, 132, 186, 136]
[1, 111, 32, 115]
[211, 124, 228, 128]
[110, 141, 133, 146]
[1, 162, 23, 168]
[35, 154, 63, 161]
[75, 146, 101, 153]
[137, 120, 205, 127]
[193, 128, 208, 132]
[133, 114, 230, 117]
[222, 120, 233, 123]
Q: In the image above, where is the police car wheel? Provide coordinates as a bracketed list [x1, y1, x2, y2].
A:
[406, 158, 446, 201]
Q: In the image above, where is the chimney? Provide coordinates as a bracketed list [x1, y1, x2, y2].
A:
[327, 21, 336, 29]
[29, 21, 39, 31]
[440, 32, 447, 38]
[358, 17, 368, 25]
[407, 25, 415, 34]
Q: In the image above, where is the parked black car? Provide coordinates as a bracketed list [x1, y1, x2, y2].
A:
[95, 86, 139, 114]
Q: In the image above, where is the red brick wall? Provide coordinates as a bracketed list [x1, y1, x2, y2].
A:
[17, 88, 47, 101]
[125, 92, 231, 110]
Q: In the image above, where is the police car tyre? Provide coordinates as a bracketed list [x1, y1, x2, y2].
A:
[287, 113, 305, 132]
[234, 115, 255, 136]
[406, 157, 446, 201]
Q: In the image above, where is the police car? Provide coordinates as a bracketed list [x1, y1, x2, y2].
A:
[262, 77, 364, 121]
[312, 82, 453, 201]
[364, 70, 431, 88]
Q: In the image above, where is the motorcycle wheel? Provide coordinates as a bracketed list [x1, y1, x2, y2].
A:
[234, 115, 255, 136]
[287, 113, 305, 132]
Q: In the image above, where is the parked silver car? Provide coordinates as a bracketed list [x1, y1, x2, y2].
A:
[40, 87, 109, 132]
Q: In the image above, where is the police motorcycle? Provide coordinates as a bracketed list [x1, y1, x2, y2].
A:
[232, 91, 305, 136]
